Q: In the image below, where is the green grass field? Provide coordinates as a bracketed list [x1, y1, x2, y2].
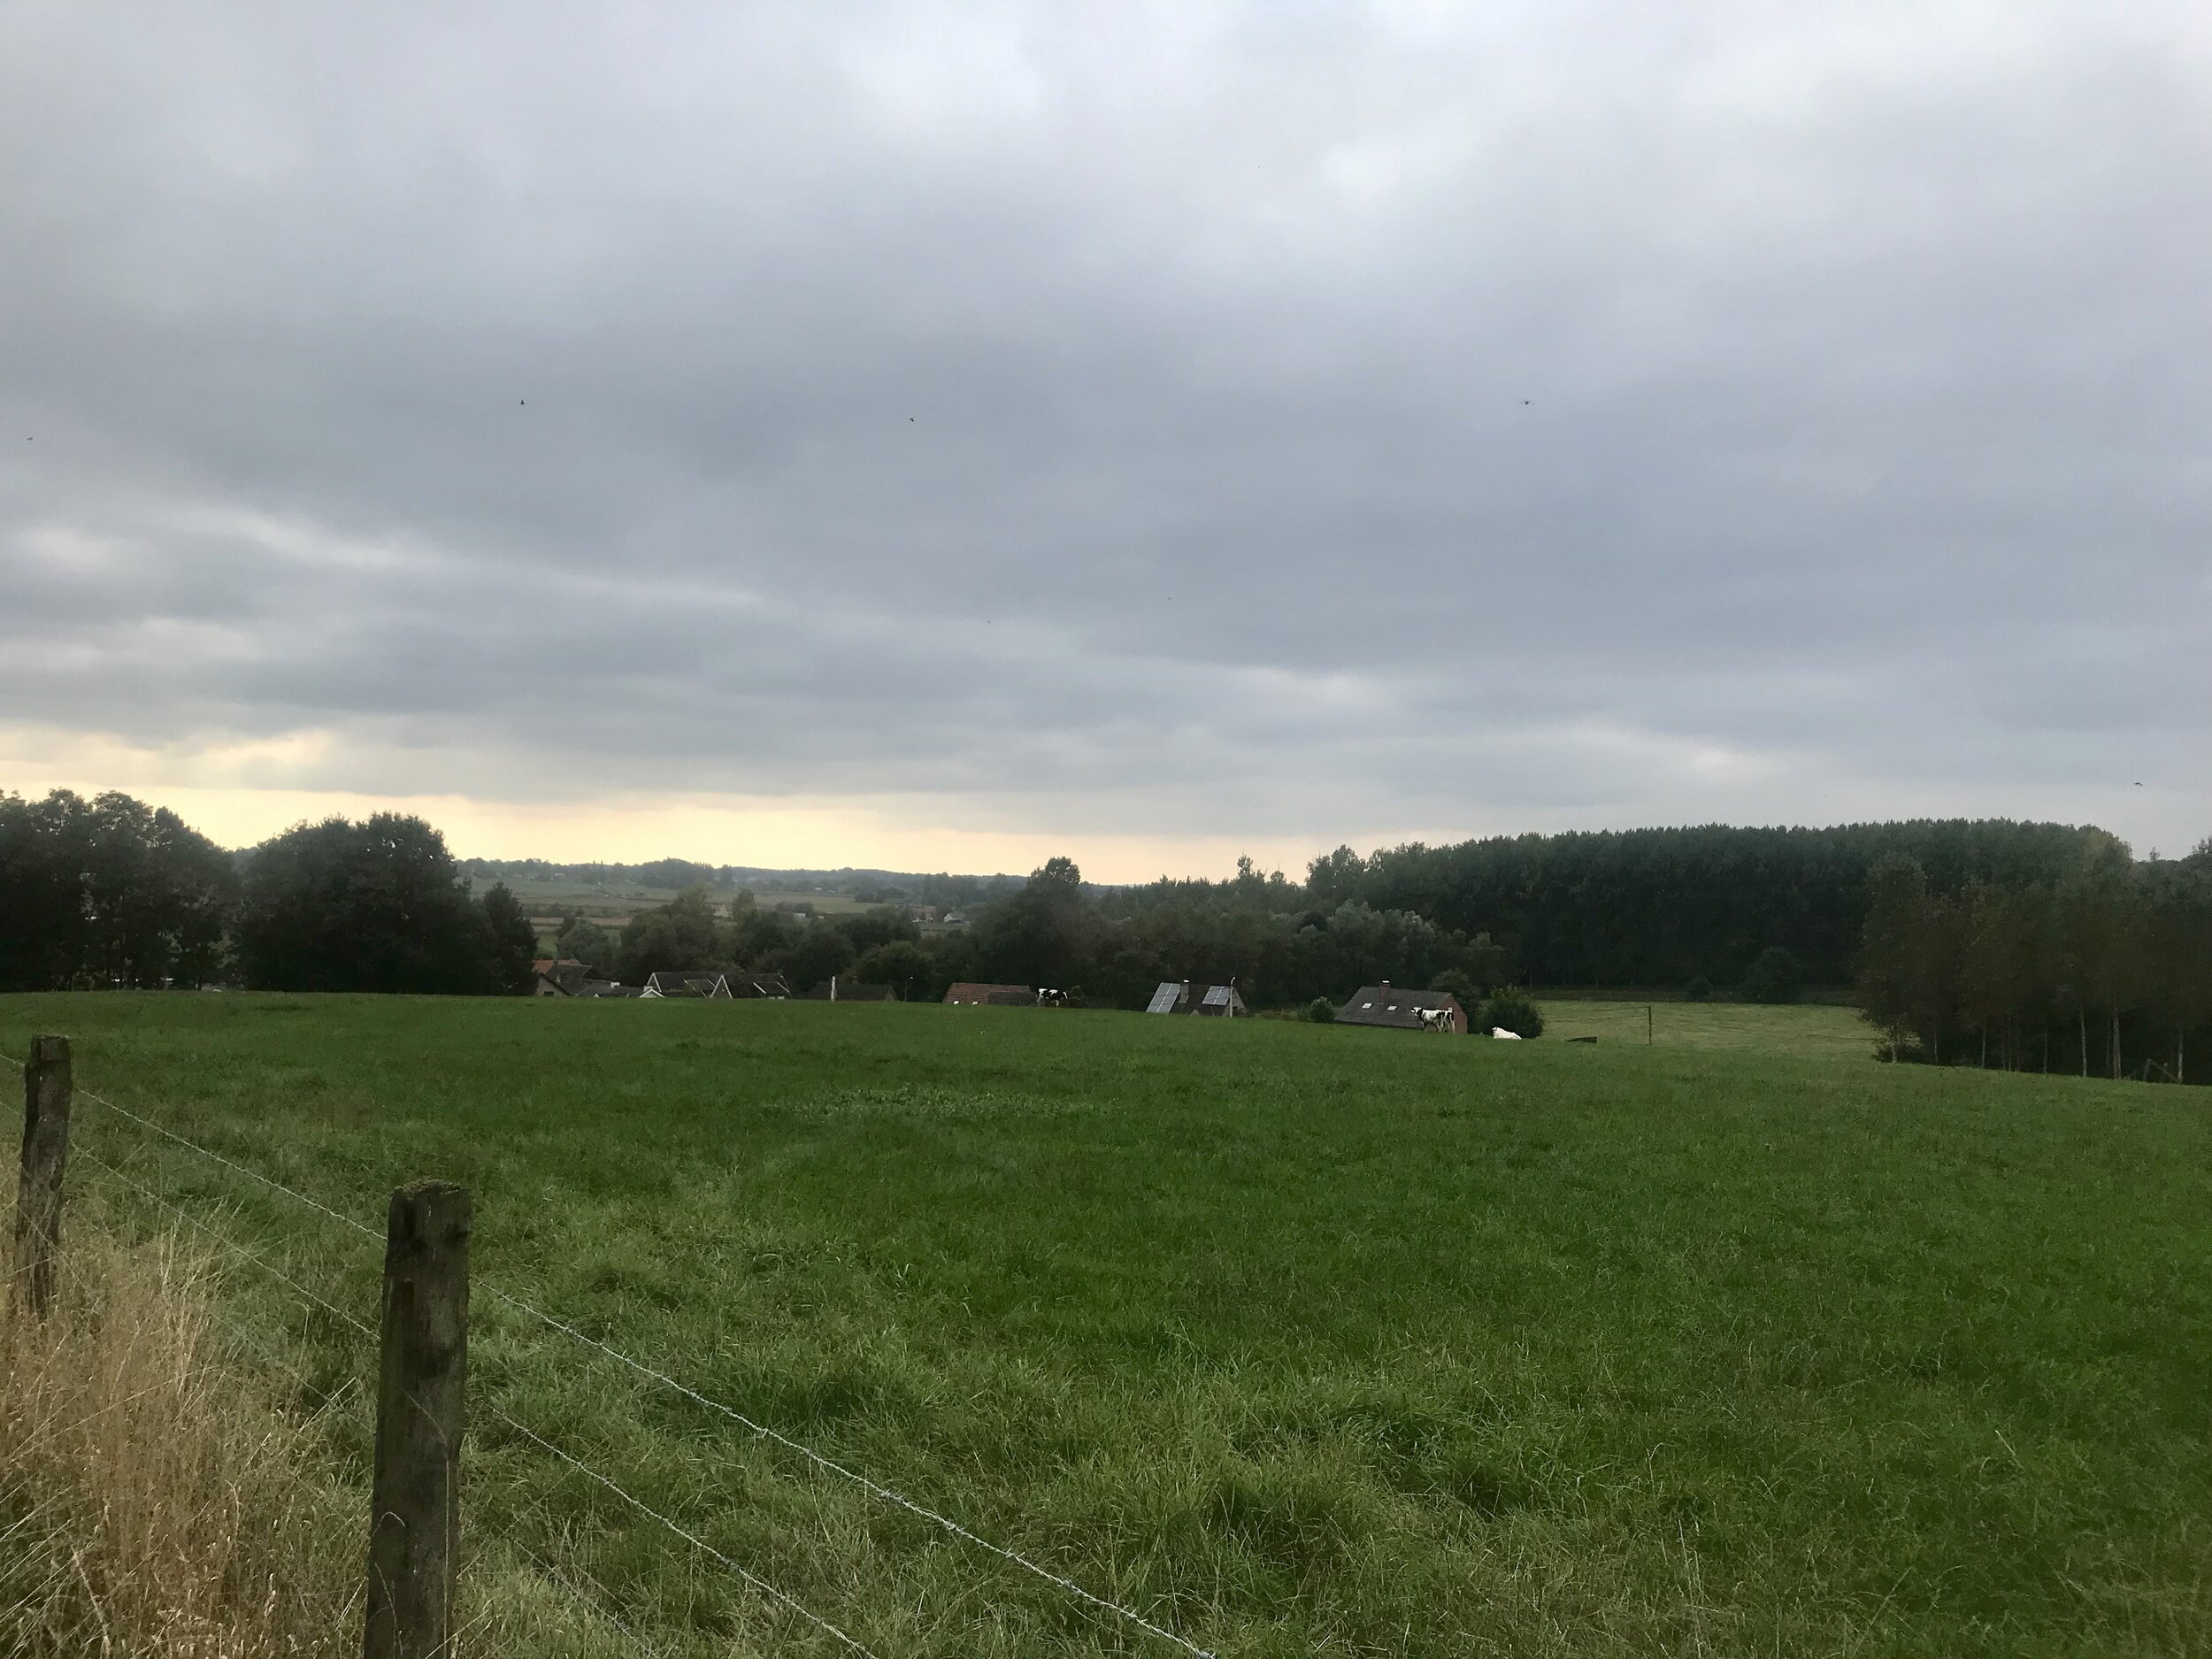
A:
[5, 995, 2208, 1657]
[1536, 998, 1874, 1061]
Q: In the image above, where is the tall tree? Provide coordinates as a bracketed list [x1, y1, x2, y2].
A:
[480, 882, 539, 995]
[1855, 855, 1928, 1061]
[974, 857, 1095, 989]
[614, 886, 726, 982]
[554, 913, 616, 972]
[234, 815, 492, 993]
[2057, 854, 2133, 1079]
[0, 789, 235, 989]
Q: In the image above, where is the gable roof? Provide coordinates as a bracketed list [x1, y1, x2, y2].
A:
[534, 960, 596, 995]
[1148, 980, 1248, 1016]
[1335, 985, 1466, 1031]
[729, 972, 791, 998]
[642, 972, 730, 999]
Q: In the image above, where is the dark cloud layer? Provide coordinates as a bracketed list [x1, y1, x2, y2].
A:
[4, 1, 2208, 864]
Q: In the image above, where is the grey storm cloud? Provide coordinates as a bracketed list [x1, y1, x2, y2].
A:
[2, 0, 2208, 856]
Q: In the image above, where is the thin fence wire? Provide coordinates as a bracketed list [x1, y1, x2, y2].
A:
[68, 1080, 382, 1242]
[68, 1126, 837, 1659]
[73, 1148, 376, 1340]
[495, 1411, 884, 1659]
[42, 1218, 366, 1432]
[482, 1286, 1215, 1656]
[1, 1050, 1219, 1659]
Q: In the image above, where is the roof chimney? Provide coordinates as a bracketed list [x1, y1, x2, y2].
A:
[1379, 979, 1391, 990]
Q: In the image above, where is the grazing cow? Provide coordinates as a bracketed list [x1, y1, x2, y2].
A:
[1417, 1007, 1453, 1033]
[1492, 1026, 1523, 1040]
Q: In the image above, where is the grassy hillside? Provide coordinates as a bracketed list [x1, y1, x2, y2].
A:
[4, 995, 2208, 1657]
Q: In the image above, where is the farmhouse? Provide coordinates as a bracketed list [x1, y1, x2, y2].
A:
[943, 982, 1035, 1007]
[1335, 982, 1468, 1033]
[1145, 980, 1250, 1018]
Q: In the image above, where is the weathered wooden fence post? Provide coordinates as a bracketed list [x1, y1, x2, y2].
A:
[364, 1180, 470, 1659]
[12, 1034, 73, 1317]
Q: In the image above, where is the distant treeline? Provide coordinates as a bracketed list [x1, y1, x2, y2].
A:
[1310, 820, 2124, 986]
[457, 856, 1020, 909]
[8, 792, 2205, 1062]
[1854, 846, 2212, 1083]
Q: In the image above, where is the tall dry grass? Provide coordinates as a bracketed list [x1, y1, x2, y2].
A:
[0, 1219, 358, 1658]
[0, 1204, 672, 1659]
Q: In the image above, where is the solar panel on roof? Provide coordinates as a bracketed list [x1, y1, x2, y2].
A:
[1202, 985, 1231, 1006]
[1145, 982, 1182, 1014]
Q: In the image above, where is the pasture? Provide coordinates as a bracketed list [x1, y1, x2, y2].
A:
[4, 994, 2208, 1657]
[1534, 997, 1872, 1060]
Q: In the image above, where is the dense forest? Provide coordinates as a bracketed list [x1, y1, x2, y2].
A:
[1310, 820, 2124, 986]
[1853, 844, 2212, 1083]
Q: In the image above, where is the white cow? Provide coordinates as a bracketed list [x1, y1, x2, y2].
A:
[1491, 1026, 1523, 1040]
[1417, 1007, 1454, 1033]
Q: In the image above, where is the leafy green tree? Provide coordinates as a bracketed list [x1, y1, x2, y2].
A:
[854, 940, 932, 1000]
[1957, 883, 2040, 1069]
[1305, 845, 1365, 907]
[480, 882, 539, 995]
[234, 814, 490, 993]
[0, 789, 235, 989]
[2139, 866, 2212, 1082]
[781, 925, 856, 991]
[555, 914, 615, 971]
[1305, 996, 1337, 1023]
[845, 906, 921, 954]
[1427, 969, 1479, 1007]
[1684, 974, 1714, 1002]
[615, 886, 726, 982]
[1484, 987, 1545, 1038]
[1855, 854, 1928, 1061]
[728, 895, 793, 964]
[1740, 946, 1803, 1004]
[1464, 932, 1514, 991]
[973, 857, 1094, 989]
[2057, 853, 2133, 1077]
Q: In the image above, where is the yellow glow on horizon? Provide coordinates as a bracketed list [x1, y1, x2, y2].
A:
[0, 774, 1351, 886]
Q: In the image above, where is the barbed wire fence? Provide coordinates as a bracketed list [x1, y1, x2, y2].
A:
[3, 1039, 1217, 1659]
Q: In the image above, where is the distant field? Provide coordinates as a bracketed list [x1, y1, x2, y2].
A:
[498, 876, 885, 949]
[4, 995, 2207, 1657]
[1536, 997, 1875, 1060]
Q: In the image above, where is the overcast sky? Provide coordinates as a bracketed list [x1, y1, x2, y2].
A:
[4, 2, 2208, 879]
